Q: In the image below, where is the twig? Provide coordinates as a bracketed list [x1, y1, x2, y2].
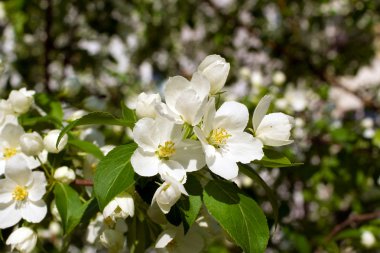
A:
[73, 179, 94, 186]
[325, 210, 380, 242]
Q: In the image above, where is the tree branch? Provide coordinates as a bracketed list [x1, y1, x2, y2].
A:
[73, 179, 94, 186]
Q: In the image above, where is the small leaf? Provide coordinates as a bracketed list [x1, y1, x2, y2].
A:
[94, 143, 137, 210]
[239, 163, 279, 226]
[68, 139, 104, 160]
[57, 112, 135, 148]
[121, 102, 137, 123]
[254, 148, 302, 168]
[203, 180, 269, 253]
[54, 183, 90, 234]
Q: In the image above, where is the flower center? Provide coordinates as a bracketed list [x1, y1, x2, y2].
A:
[156, 141, 176, 159]
[3, 147, 17, 159]
[12, 186, 28, 201]
[207, 128, 231, 148]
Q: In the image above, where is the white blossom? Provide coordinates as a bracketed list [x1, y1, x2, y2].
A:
[100, 229, 126, 253]
[0, 156, 47, 229]
[54, 166, 76, 184]
[43, 129, 68, 153]
[361, 230, 376, 248]
[7, 88, 35, 115]
[135, 92, 161, 119]
[156, 72, 210, 126]
[194, 98, 263, 180]
[6, 227, 37, 253]
[103, 192, 134, 221]
[198, 54, 230, 94]
[253, 95, 294, 147]
[131, 116, 205, 181]
[19, 132, 44, 156]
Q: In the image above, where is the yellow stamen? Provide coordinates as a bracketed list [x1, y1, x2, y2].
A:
[156, 141, 176, 159]
[12, 186, 28, 201]
[207, 128, 231, 148]
[3, 147, 17, 159]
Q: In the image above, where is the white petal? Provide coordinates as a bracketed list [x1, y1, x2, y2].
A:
[131, 148, 159, 177]
[256, 113, 293, 147]
[164, 76, 190, 113]
[28, 172, 47, 201]
[207, 151, 239, 180]
[259, 137, 294, 147]
[0, 160, 5, 175]
[193, 126, 208, 145]
[155, 227, 178, 248]
[225, 132, 264, 163]
[22, 154, 40, 170]
[0, 123, 24, 148]
[202, 98, 216, 136]
[253, 95, 272, 131]
[5, 155, 32, 186]
[0, 202, 21, 229]
[190, 72, 210, 100]
[0, 179, 16, 203]
[158, 160, 186, 183]
[174, 89, 205, 126]
[214, 101, 249, 132]
[103, 200, 118, 218]
[117, 194, 134, 217]
[133, 118, 159, 152]
[155, 117, 183, 144]
[155, 102, 183, 124]
[6, 227, 34, 244]
[172, 140, 206, 172]
[20, 200, 47, 223]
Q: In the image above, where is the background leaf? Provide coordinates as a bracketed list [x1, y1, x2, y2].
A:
[203, 180, 269, 253]
[68, 139, 104, 159]
[94, 143, 137, 210]
[253, 148, 302, 168]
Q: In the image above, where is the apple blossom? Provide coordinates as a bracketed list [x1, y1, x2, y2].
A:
[19, 132, 44, 156]
[253, 95, 294, 147]
[6, 227, 37, 253]
[156, 72, 210, 126]
[43, 129, 68, 153]
[131, 116, 205, 181]
[100, 229, 126, 253]
[0, 156, 47, 229]
[152, 174, 188, 214]
[194, 98, 263, 180]
[53, 166, 76, 184]
[7, 88, 35, 115]
[135, 92, 161, 118]
[103, 192, 134, 221]
[198, 54, 230, 94]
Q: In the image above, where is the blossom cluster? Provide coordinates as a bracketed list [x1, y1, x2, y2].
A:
[131, 54, 294, 214]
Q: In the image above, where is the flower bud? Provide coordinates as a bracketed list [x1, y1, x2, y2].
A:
[54, 166, 76, 184]
[198, 54, 230, 94]
[361, 231, 376, 248]
[20, 132, 44, 156]
[8, 88, 35, 115]
[103, 192, 134, 220]
[135, 92, 161, 118]
[6, 227, 37, 253]
[44, 129, 68, 153]
[100, 229, 125, 253]
[255, 113, 294, 147]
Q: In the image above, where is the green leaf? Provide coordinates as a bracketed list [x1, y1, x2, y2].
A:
[68, 139, 104, 160]
[239, 163, 279, 226]
[254, 148, 302, 168]
[94, 143, 137, 210]
[203, 180, 269, 253]
[54, 183, 91, 234]
[57, 112, 135, 148]
[121, 102, 137, 123]
[178, 175, 202, 233]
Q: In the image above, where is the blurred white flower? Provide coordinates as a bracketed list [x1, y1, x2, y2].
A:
[361, 230, 376, 248]
[152, 174, 188, 214]
[131, 116, 205, 181]
[7, 88, 35, 115]
[6, 227, 37, 253]
[156, 73, 210, 126]
[361, 118, 374, 129]
[100, 229, 126, 253]
[135, 92, 161, 118]
[253, 95, 294, 147]
[54, 166, 76, 184]
[19, 132, 44, 156]
[284, 86, 308, 112]
[44, 129, 68, 153]
[194, 98, 263, 180]
[103, 192, 134, 221]
[0, 156, 47, 229]
[250, 71, 264, 87]
[272, 71, 286, 85]
[198, 54, 230, 94]
[62, 77, 81, 97]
